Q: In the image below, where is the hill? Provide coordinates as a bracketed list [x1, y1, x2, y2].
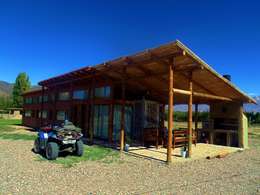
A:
[0, 81, 13, 96]
[174, 96, 260, 113]
[244, 96, 260, 112]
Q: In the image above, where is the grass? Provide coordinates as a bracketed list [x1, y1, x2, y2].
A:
[249, 124, 260, 149]
[37, 145, 121, 168]
[0, 119, 22, 126]
[0, 119, 120, 167]
[0, 119, 36, 140]
[0, 133, 36, 140]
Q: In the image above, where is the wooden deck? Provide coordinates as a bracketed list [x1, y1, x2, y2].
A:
[128, 143, 240, 162]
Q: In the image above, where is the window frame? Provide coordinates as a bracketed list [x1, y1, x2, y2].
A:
[73, 89, 88, 100]
[58, 91, 70, 101]
[94, 86, 111, 98]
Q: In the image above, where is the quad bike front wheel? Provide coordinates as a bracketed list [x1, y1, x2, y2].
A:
[74, 140, 84, 156]
[46, 142, 59, 160]
[33, 138, 41, 153]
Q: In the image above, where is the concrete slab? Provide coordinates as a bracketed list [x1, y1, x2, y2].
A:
[128, 143, 240, 162]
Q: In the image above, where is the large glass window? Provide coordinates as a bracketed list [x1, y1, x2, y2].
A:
[32, 97, 38, 104]
[25, 97, 32, 104]
[113, 105, 132, 141]
[94, 105, 109, 139]
[25, 110, 32, 117]
[38, 110, 48, 119]
[56, 111, 67, 120]
[73, 90, 88, 100]
[58, 92, 70, 101]
[39, 95, 48, 103]
[95, 86, 110, 98]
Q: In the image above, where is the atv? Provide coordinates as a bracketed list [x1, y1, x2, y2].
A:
[33, 120, 84, 160]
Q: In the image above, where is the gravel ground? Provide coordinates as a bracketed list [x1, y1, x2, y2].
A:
[0, 139, 259, 195]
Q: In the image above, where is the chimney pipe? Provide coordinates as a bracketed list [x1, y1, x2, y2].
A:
[223, 74, 231, 81]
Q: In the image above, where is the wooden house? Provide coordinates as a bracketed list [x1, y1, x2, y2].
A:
[22, 40, 255, 163]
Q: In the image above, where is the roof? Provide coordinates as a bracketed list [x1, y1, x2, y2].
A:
[22, 86, 42, 95]
[38, 40, 256, 104]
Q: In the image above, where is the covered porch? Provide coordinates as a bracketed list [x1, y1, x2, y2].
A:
[107, 41, 255, 163]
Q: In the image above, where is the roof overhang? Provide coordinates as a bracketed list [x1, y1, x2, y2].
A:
[38, 40, 256, 104]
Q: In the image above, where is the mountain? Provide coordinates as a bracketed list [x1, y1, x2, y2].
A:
[174, 97, 260, 113]
[244, 96, 260, 112]
[0, 81, 13, 96]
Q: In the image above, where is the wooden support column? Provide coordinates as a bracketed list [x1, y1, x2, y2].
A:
[89, 78, 95, 144]
[226, 132, 231, 146]
[120, 71, 126, 151]
[109, 103, 114, 144]
[187, 72, 193, 158]
[69, 82, 73, 122]
[167, 61, 174, 163]
[238, 104, 244, 148]
[40, 86, 44, 126]
[195, 104, 198, 141]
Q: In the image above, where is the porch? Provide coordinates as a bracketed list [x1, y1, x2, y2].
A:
[127, 143, 240, 162]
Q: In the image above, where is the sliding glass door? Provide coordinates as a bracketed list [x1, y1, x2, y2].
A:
[113, 105, 133, 141]
[93, 105, 109, 139]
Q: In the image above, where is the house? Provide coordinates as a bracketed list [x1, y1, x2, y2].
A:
[22, 40, 255, 163]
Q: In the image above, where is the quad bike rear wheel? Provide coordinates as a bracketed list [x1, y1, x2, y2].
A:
[46, 142, 59, 160]
[75, 140, 84, 156]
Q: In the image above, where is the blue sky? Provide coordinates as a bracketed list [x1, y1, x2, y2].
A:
[0, 0, 260, 95]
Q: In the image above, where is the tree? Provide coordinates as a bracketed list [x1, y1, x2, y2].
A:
[12, 73, 31, 108]
[0, 96, 13, 110]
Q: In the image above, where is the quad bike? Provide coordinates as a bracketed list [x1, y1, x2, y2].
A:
[33, 120, 84, 160]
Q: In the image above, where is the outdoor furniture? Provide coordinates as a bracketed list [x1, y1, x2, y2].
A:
[163, 129, 197, 149]
[173, 129, 197, 149]
[143, 127, 164, 148]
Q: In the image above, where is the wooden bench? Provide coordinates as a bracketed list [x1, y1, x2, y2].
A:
[142, 128, 196, 149]
[173, 129, 197, 149]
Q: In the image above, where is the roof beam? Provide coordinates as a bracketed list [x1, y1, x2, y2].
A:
[172, 88, 232, 101]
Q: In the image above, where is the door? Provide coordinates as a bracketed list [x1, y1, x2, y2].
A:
[113, 105, 133, 141]
[93, 105, 109, 139]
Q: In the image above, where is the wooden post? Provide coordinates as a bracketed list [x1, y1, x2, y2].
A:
[167, 62, 174, 163]
[40, 86, 44, 126]
[187, 72, 193, 157]
[238, 104, 244, 148]
[109, 103, 114, 144]
[120, 74, 126, 151]
[195, 104, 198, 142]
[89, 78, 95, 144]
[226, 132, 231, 146]
[69, 82, 73, 122]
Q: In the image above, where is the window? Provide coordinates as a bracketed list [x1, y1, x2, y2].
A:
[25, 97, 32, 104]
[42, 110, 48, 119]
[57, 111, 67, 120]
[73, 90, 88, 100]
[39, 95, 48, 103]
[32, 97, 38, 104]
[25, 110, 32, 117]
[38, 110, 48, 119]
[43, 95, 48, 102]
[95, 86, 111, 98]
[93, 105, 109, 139]
[58, 92, 70, 101]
